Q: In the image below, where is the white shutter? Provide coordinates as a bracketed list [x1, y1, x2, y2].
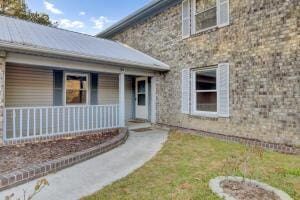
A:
[181, 69, 190, 114]
[218, 63, 230, 117]
[217, 0, 230, 27]
[191, 0, 196, 34]
[182, 0, 190, 39]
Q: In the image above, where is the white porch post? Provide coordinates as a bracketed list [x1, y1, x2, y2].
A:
[0, 51, 6, 146]
[151, 76, 157, 124]
[119, 71, 125, 127]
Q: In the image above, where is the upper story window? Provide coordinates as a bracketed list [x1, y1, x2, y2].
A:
[195, 0, 217, 32]
[65, 73, 88, 105]
[182, 0, 230, 38]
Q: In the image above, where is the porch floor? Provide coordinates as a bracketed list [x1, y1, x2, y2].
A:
[127, 121, 152, 131]
[0, 128, 168, 200]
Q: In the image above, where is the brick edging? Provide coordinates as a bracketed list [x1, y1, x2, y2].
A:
[157, 124, 300, 155]
[0, 128, 129, 192]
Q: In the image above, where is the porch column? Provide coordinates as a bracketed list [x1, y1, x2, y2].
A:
[151, 76, 157, 124]
[0, 51, 6, 146]
[119, 71, 125, 127]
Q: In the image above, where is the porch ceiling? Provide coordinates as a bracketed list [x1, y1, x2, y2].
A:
[0, 16, 170, 72]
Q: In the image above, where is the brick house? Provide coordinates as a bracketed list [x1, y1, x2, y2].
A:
[98, 0, 299, 146]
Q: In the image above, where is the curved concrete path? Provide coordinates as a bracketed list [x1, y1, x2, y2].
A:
[0, 129, 168, 200]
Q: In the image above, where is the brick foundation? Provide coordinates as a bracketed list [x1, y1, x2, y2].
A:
[157, 123, 300, 155]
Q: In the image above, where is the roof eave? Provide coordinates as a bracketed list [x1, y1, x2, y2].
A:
[0, 42, 170, 71]
[97, 0, 182, 38]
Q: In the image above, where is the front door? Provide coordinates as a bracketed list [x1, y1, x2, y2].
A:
[135, 77, 148, 119]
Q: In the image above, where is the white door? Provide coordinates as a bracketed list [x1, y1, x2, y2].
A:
[135, 77, 148, 119]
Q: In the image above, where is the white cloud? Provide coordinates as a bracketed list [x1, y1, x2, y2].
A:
[44, 1, 63, 14]
[79, 11, 86, 16]
[56, 19, 85, 29]
[91, 16, 115, 30]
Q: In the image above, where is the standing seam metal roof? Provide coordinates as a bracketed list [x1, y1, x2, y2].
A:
[0, 15, 169, 71]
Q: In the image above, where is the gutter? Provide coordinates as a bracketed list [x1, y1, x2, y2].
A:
[97, 0, 182, 38]
[0, 41, 170, 71]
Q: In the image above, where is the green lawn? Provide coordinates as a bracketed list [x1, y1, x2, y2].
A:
[83, 131, 300, 200]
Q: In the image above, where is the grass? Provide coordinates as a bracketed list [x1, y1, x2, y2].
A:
[83, 131, 300, 200]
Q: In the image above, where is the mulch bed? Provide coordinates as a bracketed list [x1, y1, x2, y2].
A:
[221, 180, 280, 200]
[0, 130, 120, 174]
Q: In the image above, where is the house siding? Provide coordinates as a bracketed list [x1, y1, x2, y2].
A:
[5, 68, 134, 121]
[98, 73, 119, 105]
[98, 73, 134, 121]
[109, 0, 299, 145]
[5, 65, 53, 107]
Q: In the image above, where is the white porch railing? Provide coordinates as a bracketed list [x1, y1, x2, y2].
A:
[4, 104, 120, 142]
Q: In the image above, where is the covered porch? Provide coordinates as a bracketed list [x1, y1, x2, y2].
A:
[2, 56, 158, 144]
[0, 16, 169, 145]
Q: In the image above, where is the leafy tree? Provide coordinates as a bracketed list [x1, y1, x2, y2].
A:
[0, 0, 55, 26]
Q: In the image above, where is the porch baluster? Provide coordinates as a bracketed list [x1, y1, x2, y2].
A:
[20, 109, 23, 137]
[13, 109, 16, 139]
[27, 109, 30, 137]
[46, 108, 48, 135]
[52, 107, 54, 135]
[40, 108, 42, 135]
[33, 108, 36, 136]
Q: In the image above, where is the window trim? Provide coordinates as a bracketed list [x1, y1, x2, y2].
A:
[193, 0, 218, 34]
[191, 67, 218, 117]
[64, 72, 89, 106]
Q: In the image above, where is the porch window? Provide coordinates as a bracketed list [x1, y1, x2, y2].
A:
[195, 0, 217, 32]
[192, 68, 217, 113]
[65, 74, 88, 104]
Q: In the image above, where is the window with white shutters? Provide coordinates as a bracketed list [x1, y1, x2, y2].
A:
[181, 69, 190, 114]
[217, 63, 230, 117]
[191, 64, 230, 117]
[182, 0, 191, 38]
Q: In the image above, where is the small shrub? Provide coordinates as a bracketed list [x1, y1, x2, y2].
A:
[222, 146, 264, 179]
[5, 179, 49, 200]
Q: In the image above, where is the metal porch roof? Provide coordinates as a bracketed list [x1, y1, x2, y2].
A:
[0, 15, 169, 71]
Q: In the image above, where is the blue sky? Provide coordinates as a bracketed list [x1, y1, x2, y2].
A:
[26, 0, 152, 35]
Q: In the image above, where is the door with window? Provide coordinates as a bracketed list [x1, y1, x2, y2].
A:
[135, 77, 148, 119]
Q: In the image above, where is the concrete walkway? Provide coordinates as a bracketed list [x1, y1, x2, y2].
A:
[0, 129, 168, 200]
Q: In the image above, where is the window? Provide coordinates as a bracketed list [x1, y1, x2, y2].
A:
[195, 0, 217, 32]
[193, 68, 217, 114]
[65, 74, 88, 104]
[182, 0, 230, 37]
[137, 80, 146, 106]
[182, 64, 230, 117]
